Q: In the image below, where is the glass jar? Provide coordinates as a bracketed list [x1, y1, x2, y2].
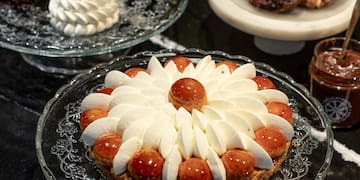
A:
[309, 37, 360, 128]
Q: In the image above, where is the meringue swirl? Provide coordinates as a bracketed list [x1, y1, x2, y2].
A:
[48, 0, 119, 36]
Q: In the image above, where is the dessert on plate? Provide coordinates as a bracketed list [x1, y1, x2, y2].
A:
[79, 55, 294, 179]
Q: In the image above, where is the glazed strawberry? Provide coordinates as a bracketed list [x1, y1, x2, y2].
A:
[96, 87, 114, 95]
[164, 56, 192, 72]
[92, 133, 122, 166]
[124, 67, 148, 78]
[266, 102, 293, 124]
[215, 60, 238, 73]
[128, 148, 164, 179]
[178, 158, 212, 180]
[255, 127, 287, 158]
[80, 108, 108, 130]
[252, 76, 276, 90]
[168, 78, 207, 112]
[221, 149, 255, 179]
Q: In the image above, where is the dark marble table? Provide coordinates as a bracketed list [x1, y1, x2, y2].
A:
[0, 0, 359, 179]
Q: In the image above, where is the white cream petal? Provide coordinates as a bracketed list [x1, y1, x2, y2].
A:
[220, 79, 258, 92]
[210, 65, 231, 80]
[104, 70, 129, 88]
[206, 147, 226, 180]
[121, 118, 152, 143]
[81, 117, 120, 146]
[191, 109, 208, 130]
[193, 126, 209, 159]
[148, 56, 169, 80]
[113, 137, 142, 175]
[222, 111, 255, 138]
[232, 109, 265, 130]
[258, 89, 289, 104]
[111, 86, 139, 97]
[142, 117, 170, 149]
[195, 55, 212, 72]
[230, 96, 268, 113]
[177, 118, 193, 160]
[117, 107, 156, 133]
[207, 100, 236, 112]
[182, 63, 196, 75]
[231, 63, 256, 79]
[109, 93, 146, 108]
[162, 145, 182, 180]
[175, 107, 192, 130]
[80, 93, 112, 112]
[108, 104, 136, 118]
[123, 78, 152, 89]
[159, 126, 178, 158]
[201, 105, 223, 121]
[134, 71, 153, 82]
[206, 121, 226, 155]
[240, 132, 273, 169]
[258, 113, 294, 140]
[216, 120, 246, 149]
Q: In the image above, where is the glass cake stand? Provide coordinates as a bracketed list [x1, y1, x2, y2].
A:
[209, 0, 355, 55]
[36, 49, 333, 179]
[0, 0, 188, 75]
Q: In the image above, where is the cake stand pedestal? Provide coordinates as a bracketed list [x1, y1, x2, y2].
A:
[20, 49, 131, 76]
[254, 36, 305, 55]
[209, 0, 355, 55]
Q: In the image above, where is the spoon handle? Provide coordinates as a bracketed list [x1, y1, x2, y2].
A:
[339, 0, 360, 61]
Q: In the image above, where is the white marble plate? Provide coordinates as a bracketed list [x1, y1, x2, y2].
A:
[209, 0, 355, 41]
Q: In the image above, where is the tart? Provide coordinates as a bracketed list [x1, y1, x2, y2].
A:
[79, 55, 294, 179]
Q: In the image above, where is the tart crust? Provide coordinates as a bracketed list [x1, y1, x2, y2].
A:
[88, 141, 291, 180]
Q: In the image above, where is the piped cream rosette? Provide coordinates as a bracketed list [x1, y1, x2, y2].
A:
[80, 56, 294, 179]
[48, 0, 120, 36]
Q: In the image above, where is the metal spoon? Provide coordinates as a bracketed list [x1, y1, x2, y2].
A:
[338, 0, 360, 63]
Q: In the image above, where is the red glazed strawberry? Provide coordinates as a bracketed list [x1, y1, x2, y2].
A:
[255, 127, 287, 158]
[178, 158, 212, 180]
[128, 148, 164, 179]
[96, 87, 114, 95]
[92, 133, 122, 166]
[252, 76, 276, 90]
[215, 60, 238, 73]
[164, 56, 192, 73]
[80, 108, 108, 130]
[221, 149, 255, 179]
[266, 102, 293, 124]
[124, 67, 148, 78]
[168, 78, 207, 112]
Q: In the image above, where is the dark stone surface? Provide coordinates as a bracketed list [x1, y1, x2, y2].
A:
[0, 0, 359, 179]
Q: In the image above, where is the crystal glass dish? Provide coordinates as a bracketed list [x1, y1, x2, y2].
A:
[0, 0, 188, 74]
[0, 0, 188, 57]
[36, 49, 334, 179]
